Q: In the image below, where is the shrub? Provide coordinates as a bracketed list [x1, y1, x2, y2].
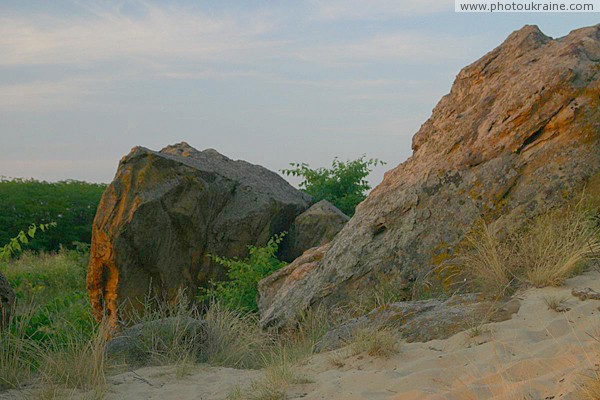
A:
[200, 234, 287, 313]
[351, 326, 400, 358]
[281, 156, 384, 216]
[0, 178, 106, 252]
[1, 250, 95, 345]
[0, 222, 56, 262]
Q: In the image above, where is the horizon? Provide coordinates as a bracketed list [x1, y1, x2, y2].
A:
[0, 1, 597, 187]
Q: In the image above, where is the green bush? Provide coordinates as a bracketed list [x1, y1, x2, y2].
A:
[200, 234, 287, 313]
[281, 156, 384, 216]
[1, 250, 95, 346]
[0, 178, 106, 252]
[0, 222, 56, 262]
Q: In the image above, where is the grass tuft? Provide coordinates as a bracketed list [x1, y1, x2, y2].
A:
[516, 207, 600, 287]
[452, 203, 600, 297]
[38, 318, 109, 392]
[0, 307, 40, 390]
[351, 326, 400, 358]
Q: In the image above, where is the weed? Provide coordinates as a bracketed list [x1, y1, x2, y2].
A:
[543, 295, 569, 312]
[351, 326, 400, 358]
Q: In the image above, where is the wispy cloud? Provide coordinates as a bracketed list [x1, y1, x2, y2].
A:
[0, 78, 98, 109]
[0, 3, 280, 67]
[309, 0, 452, 20]
[0, 1, 480, 111]
[289, 32, 483, 66]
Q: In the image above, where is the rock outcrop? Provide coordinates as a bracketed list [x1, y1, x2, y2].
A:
[259, 24, 600, 329]
[279, 200, 348, 262]
[315, 296, 521, 352]
[0, 272, 15, 327]
[88, 143, 311, 325]
[258, 244, 330, 326]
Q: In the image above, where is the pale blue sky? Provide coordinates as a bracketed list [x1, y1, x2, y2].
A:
[0, 1, 597, 186]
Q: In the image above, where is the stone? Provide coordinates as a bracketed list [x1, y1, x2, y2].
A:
[88, 143, 311, 325]
[259, 244, 329, 328]
[279, 200, 348, 262]
[315, 295, 520, 352]
[105, 317, 206, 364]
[259, 24, 600, 329]
[0, 271, 15, 327]
[572, 287, 600, 301]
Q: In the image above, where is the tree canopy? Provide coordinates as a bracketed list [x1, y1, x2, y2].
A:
[282, 156, 384, 216]
[0, 178, 106, 252]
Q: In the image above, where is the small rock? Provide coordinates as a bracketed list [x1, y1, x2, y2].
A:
[106, 317, 206, 364]
[572, 287, 600, 301]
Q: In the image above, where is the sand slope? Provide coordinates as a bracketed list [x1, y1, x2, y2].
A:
[291, 271, 600, 400]
[107, 271, 600, 400]
[3, 271, 599, 400]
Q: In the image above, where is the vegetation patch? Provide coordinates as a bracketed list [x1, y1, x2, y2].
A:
[282, 156, 384, 216]
[450, 201, 600, 298]
[0, 178, 106, 252]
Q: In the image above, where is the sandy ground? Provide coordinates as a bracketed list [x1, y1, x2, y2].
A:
[3, 271, 600, 400]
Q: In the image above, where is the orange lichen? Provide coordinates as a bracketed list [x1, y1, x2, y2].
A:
[87, 228, 120, 327]
[87, 167, 142, 327]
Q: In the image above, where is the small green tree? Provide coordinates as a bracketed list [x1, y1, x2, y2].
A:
[0, 223, 57, 262]
[282, 156, 385, 216]
[200, 234, 287, 313]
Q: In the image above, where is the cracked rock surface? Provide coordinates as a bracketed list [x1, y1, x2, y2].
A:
[259, 24, 600, 329]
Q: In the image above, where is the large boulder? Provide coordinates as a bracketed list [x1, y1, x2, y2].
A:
[0, 271, 15, 327]
[88, 143, 311, 325]
[259, 244, 330, 327]
[279, 200, 348, 262]
[259, 24, 600, 329]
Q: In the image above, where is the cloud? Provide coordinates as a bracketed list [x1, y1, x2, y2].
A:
[0, 2, 281, 67]
[0, 1, 480, 112]
[289, 32, 484, 66]
[0, 78, 96, 109]
[309, 0, 452, 20]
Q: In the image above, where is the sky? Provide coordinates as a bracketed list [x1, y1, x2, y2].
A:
[0, 1, 597, 187]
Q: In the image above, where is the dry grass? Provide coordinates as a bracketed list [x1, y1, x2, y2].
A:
[122, 290, 206, 368]
[450, 221, 515, 297]
[0, 307, 40, 390]
[578, 331, 600, 399]
[347, 275, 406, 316]
[38, 318, 109, 393]
[452, 203, 600, 297]
[224, 307, 332, 400]
[327, 353, 346, 368]
[202, 301, 272, 369]
[226, 348, 305, 400]
[351, 326, 400, 358]
[579, 369, 600, 400]
[543, 295, 569, 312]
[516, 207, 600, 287]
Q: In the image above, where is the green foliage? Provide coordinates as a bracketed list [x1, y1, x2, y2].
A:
[1, 250, 95, 346]
[0, 178, 106, 252]
[0, 222, 57, 262]
[200, 234, 287, 313]
[281, 156, 385, 216]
